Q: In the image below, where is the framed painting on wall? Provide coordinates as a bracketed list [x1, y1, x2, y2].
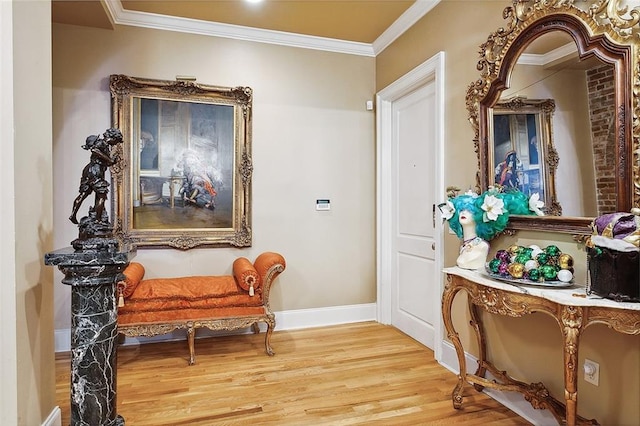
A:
[109, 74, 253, 249]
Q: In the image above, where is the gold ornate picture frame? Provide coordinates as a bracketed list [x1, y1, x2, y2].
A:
[490, 97, 561, 215]
[109, 74, 253, 249]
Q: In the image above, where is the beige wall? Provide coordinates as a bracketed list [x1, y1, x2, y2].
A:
[52, 24, 377, 328]
[377, 1, 639, 424]
[2, 1, 56, 424]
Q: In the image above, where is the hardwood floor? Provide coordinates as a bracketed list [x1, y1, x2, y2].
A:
[55, 322, 529, 425]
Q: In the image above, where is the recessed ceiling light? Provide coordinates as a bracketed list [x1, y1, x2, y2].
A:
[245, 0, 264, 3]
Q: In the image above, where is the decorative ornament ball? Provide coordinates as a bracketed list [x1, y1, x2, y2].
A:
[536, 253, 549, 265]
[521, 247, 534, 258]
[498, 262, 509, 276]
[524, 259, 539, 271]
[545, 245, 561, 257]
[558, 253, 574, 269]
[496, 250, 511, 263]
[528, 268, 541, 281]
[557, 269, 573, 283]
[540, 265, 558, 280]
[488, 258, 501, 273]
[529, 245, 543, 257]
[507, 245, 521, 255]
[507, 263, 525, 279]
[515, 253, 532, 264]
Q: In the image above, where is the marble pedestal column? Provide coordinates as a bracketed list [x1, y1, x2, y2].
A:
[45, 247, 135, 426]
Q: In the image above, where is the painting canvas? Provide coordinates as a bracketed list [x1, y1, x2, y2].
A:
[492, 112, 544, 201]
[110, 75, 253, 249]
[489, 97, 558, 215]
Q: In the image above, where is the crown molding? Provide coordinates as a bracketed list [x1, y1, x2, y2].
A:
[102, 0, 439, 57]
[517, 42, 578, 66]
[372, 0, 441, 55]
[102, 0, 375, 56]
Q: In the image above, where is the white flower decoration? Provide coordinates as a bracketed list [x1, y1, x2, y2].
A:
[481, 194, 504, 222]
[528, 193, 545, 216]
[464, 190, 479, 198]
[438, 200, 455, 221]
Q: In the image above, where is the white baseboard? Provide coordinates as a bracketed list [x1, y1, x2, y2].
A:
[275, 303, 377, 330]
[54, 303, 377, 352]
[439, 341, 558, 426]
[42, 406, 61, 426]
[54, 329, 71, 353]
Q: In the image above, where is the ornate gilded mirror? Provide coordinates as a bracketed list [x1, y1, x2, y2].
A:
[466, 0, 640, 234]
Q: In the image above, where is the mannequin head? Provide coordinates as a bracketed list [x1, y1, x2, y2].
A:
[441, 185, 547, 241]
[445, 193, 509, 241]
[446, 195, 482, 238]
[458, 209, 475, 226]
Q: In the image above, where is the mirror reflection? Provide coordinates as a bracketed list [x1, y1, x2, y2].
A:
[493, 31, 615, 218]
[490, 97, 557, 214]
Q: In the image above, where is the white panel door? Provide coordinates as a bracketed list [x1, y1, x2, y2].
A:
[391, 82, 438, 349]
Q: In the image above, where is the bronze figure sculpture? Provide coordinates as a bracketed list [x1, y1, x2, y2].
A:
[69, 128, 123, 250]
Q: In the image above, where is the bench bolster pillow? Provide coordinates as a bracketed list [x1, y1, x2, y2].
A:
[233, 257, 261, 294]
[118, 262, 146, 298]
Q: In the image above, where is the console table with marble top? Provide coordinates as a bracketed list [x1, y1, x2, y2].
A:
[442, 267, 640, 426]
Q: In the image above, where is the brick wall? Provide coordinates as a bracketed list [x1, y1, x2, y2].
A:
[586, 63, 616, 215]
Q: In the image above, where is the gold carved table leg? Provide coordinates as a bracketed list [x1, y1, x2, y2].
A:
[469, 299, 487, 391]
[442, 275, 467, 408]
[559, 306, 598, 425]
[561, 306, 582, 426]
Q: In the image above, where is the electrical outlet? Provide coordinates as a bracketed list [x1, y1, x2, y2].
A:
[584, 359, 599, 386]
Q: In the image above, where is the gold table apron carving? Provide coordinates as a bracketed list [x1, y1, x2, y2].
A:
[442, 267, 640, 426]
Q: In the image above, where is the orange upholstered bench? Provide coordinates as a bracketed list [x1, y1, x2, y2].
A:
[116, 252, 286, 365]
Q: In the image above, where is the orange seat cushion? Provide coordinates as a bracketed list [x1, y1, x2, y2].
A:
[130, 275, 242, 300]
[118, 306, 267, 326]
[118, 275, 264, 322]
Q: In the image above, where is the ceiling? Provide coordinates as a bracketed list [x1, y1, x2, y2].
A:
[51, 0, 577, 61]
[51, 0, 416, 44]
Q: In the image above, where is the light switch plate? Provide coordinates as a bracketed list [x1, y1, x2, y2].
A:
[316, 199, 330, 211]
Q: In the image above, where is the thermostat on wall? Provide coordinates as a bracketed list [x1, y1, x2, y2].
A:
[316, 199, 331, 211]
